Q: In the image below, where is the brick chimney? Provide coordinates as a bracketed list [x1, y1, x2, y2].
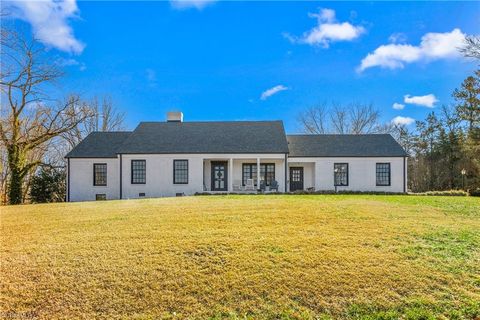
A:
[167, 111, 183, 122]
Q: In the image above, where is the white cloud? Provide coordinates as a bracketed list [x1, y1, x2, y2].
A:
[359, 44, 423, 71]
[285, 8, 365, 48]
[55, 57, 86, 71]
[170, 0, 216, 10]
[55, 57, 87, 71]
[392, 116, 415, 126]
[404, 94, 438, 108]
[388, 32, 407, 44]
[392, 103, 405, 110]
[358, 29, 465, 72]
[56, 57, 79, 66]
[8, 0, 85, 54]
[420, 29, 465, 59]
[260, 85, 289, 100]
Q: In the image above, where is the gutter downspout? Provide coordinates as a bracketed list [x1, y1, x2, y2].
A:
[67, 158, 70, 202]
[120, 154, 123, 199]
[403, 156, 407, 193]
[284, 153, 288, 192]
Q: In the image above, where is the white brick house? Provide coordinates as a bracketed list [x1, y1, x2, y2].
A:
[66, 112, 407, 202]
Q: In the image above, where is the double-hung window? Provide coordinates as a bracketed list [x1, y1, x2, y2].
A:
[93, 163, 107, 186]
[334, 163, 348, 186]
[261, 164, 275, 186]
[376, 163, 391, 186]
[242, 163, 275, 186]
[173, 160, 188, 184]
[242, 164, 257, 186]
[131, 160, 146, 184]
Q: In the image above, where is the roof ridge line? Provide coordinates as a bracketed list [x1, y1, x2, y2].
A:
[138, 120, 284, 124]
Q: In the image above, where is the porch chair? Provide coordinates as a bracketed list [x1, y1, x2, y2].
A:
[259, 180, 266, 192]
[269, 180, 279, 192]
[245, 179, 255, 191]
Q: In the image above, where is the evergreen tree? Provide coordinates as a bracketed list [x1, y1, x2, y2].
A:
[453, 70, 480, 133]
[453, 69, 480, 190]
[29, 167, 65, 203]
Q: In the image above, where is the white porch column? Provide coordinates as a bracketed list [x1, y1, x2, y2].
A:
[256, 157, 260, 189]
[228, 158, 233, 192]
[285, 154, 288, 192]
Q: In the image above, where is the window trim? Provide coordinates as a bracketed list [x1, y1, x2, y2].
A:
[376, 162, 391, 186]
[93, 163, 107, 186]
[334, 163, 349, 186]
[131, 159, 146, 184]
[242, 163, 275, 186]
[173, 159, 189, 184]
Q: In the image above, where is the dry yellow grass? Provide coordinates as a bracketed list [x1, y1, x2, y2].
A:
[1, 195, 479, 319]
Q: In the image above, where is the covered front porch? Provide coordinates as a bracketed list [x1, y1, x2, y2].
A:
[202, 155, 287, 193]
[287, 160, 316, 192]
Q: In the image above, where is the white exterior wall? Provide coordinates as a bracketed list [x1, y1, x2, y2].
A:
[68, 154, 406, 202]
[288, 157, 406, 193]
[121, 153, 287, 199]
[121, 154, 204, 198]
[69, 158, 120, 202]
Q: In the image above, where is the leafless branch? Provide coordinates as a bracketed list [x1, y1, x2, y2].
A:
[460, 35, 480, 60]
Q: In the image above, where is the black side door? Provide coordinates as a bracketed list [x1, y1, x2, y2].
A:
[289, 167, 304, 192]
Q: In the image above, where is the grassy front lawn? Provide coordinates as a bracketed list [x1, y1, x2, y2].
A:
[1, 195, 479, 319]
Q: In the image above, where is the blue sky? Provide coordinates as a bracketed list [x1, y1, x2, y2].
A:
[5, 1, 480, 132]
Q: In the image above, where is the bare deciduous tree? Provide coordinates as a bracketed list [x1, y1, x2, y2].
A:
[0, 30, 91, 204]
[61, 96, 125, 149]
[349, 103, 381, 134]
[38, 96, 126, 170]
[330, 103, 350, 134]
[297, 103, 329, 134]
[298, 102, 388, 134]
[460, 35, 480, 60]
[0, 147, 8, 204]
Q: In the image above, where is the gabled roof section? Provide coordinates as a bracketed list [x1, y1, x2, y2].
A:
[65, 132, 131, 158]
[118, 121, 289, 154]
[287, 134, 407, 157]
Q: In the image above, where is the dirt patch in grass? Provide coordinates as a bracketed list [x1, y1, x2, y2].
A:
[1, 195, 479, 319]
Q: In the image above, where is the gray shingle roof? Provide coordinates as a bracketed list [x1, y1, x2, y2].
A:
[118, 121, 289, 154]
[65, 132, 131, 158]
[65, 123, 406, 158]
[287, 134, 407, 157]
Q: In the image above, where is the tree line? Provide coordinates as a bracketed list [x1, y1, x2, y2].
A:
[395, 71, 479, 192]
[297, 68, 479, 192]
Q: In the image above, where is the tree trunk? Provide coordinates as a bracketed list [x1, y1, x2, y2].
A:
[8, 167, 22, 205]
[7, 145, 26, 205]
